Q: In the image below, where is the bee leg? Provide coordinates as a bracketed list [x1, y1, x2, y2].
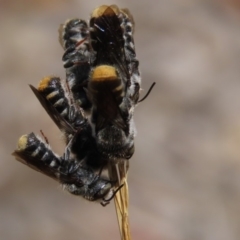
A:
[40, 129, 49, 144]
[101, 201, 110, 207]
[97, 165, 105, 178]
[62, 145, 71, 162]
[68, 105, 78, 122]
[61, 130, 80, 161]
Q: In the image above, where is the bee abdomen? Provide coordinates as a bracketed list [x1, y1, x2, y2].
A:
[38, 77, 70, 118]
[60, 19, 91, 70]
[59, 19, 89, 50]
[16, 133, 60, 168]
[59, 18, 92, 111]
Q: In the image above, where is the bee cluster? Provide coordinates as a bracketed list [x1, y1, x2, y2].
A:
[13, 5, 143, 206]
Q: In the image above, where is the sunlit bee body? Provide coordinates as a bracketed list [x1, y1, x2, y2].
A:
[13, 133, 114, 204]
[88, 5, 141, 160]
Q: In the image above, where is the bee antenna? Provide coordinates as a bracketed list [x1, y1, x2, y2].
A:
[101, 184, 125, 207]
[138, 82, 156, 103]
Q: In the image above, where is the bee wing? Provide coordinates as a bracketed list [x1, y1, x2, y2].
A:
[90, 5, 139, 91]
[29, 85, 76, 134]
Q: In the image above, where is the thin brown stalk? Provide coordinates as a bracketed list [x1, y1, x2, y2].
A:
[108, 161, 131, 240]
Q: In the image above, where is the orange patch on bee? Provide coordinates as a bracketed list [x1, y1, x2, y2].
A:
[91, 65, 118, 82]
[91, 5, 120, 18]
[38, 76, 53, 91]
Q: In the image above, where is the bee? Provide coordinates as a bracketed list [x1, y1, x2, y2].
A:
[60, 5, 141, 162]
[59, 18, 92, 111]
[88, 5, 141, 160]
[13, 132, 117, 206]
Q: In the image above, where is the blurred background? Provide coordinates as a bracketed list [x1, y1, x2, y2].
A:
[1, 0, 240, 239]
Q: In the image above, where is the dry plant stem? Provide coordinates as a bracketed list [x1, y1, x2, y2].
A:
[108, 161, 131, 240]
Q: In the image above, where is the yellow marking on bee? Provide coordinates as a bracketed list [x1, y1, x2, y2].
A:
[46, 90, 59, 100]
[112, 84, 123, 93]
[38, 76, 53, 91]
[91, 5, 120, 18]
[91, 65, 118, 82]
[17, 135, 28, 151]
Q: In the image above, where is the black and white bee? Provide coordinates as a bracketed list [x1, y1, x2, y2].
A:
[60, 5, 142, 163]
[13, 133, 116, 205]
[13, 5, 154, 204]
